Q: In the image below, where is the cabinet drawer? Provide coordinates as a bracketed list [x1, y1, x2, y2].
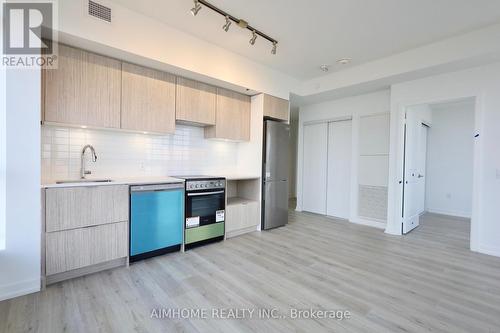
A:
[46, 222, 128, 275]
[45, 185, 129, 232]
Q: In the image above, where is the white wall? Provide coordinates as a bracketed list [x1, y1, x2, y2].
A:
[41, 125, 239, 183]
[297, 90, 390, 228]
[387, 62, 500, 257]
[237, 94, 264, 178]
[425, 101, 475, 218]
[0, 68, 41, 301]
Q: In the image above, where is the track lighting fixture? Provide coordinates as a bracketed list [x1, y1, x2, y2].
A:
[189, 0, 278, 55]
[190, 0, 202, 16]
[249, 31, 257, 45]
[222, 16, 231, 32]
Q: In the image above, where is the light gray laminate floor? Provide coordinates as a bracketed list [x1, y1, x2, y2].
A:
[1, 211, 500, 333]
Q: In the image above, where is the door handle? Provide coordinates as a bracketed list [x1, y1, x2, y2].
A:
[418, 174, 424, 178]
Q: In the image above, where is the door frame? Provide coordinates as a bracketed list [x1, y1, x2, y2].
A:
[387, 94, 482, 252]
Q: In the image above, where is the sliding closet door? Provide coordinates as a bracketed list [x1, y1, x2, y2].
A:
[302, 123, 328, 214]
[327, 120, 352, 219]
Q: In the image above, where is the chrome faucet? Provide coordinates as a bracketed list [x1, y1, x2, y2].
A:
[81, 145, 98, 179]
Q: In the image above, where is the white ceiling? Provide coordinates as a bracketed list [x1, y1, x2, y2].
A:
[112, 0, 500, 80]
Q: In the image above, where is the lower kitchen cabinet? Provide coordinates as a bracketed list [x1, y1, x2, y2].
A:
[45, 222, 128, 276]
[226, 198, 259, 237]
[45, 185, 129, 232]
[43, 185, 129, 284]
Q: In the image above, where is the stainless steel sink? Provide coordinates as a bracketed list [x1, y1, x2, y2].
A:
[56, 179, 113, 184]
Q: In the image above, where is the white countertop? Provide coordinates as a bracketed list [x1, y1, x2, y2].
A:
[42, 176, 184, 188]
[211, 174, 261, 181]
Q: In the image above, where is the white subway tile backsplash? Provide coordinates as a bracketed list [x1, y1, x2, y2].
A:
[41, 125, 239, 183]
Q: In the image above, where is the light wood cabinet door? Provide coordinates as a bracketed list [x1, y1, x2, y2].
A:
[241, 201, 260, 229]
[45, 185, 129, 232]
[45, 222, 128, 275]
[176, 77, 216, 125]
[43, 44, 122, 128]
[205, 88, 251, 141]
[121, 62, 176, 134]
[263, 94, 289, 121]
[226, 204, 242, 233]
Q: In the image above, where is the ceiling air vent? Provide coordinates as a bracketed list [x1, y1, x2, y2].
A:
[88, 0, 111, 23]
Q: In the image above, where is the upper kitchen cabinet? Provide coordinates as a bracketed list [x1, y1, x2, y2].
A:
[43, 44, 122, 128]
[176, 77, 216, 125]
[121, 63, 176, 134]
[205, 88, 251, 141]
[263, 94, 290, 122]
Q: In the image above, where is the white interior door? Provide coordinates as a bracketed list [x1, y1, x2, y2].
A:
[417, 124, 428, 214]
[403, 113, 428, 233]
[302, 123, 328, 214]
[327, 120, 352, 219]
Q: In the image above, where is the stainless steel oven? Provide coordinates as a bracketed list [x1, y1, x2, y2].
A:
[176, 176, 226, 249]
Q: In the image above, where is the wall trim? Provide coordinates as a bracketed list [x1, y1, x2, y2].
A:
[350, 217, 386, 230]
[302, 115, 352, 126]
[426, 208, 471, 219]
[0, 278, 40, 302]
[476, 244, 500, 258]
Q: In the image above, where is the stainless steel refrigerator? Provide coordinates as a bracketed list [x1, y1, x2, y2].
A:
[262, 120, 289, 230]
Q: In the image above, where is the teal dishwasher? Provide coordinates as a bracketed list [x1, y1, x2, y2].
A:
[130, 183, 184, 262]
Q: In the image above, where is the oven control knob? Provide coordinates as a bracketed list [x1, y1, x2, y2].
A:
[195, 184, 199, 188]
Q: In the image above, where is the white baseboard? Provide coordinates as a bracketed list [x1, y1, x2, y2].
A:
[426, 208, 471, 219]
[476, 244, 500, 258]
[384, 226, 402, 236]
[0, 278, 40, 302]
[350, 217, 386, 230]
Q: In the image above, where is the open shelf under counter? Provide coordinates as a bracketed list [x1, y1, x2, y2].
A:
[225, 177, 261, 239]
[227, 197, 259, 206]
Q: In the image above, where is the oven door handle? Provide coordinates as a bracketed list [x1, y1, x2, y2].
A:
[187, 190, 225, 197]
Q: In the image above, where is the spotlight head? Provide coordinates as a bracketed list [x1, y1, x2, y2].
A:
[271, 42, 277, 55]
[249, 31, 257, 45]
[190, 0, 201, 16]
[222, 16, 231, 32]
